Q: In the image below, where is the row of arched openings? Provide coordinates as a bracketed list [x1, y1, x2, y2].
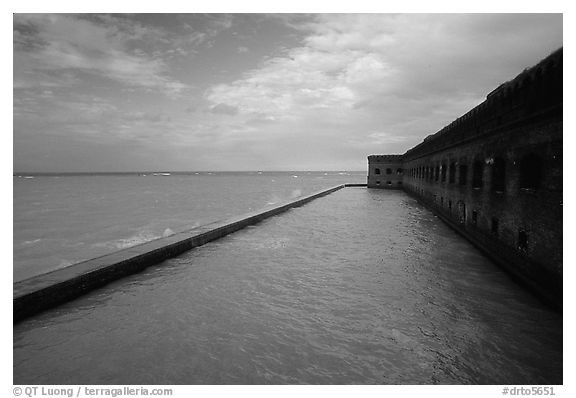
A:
[407, 153, 542, 192]
[374, 168, 403, 175]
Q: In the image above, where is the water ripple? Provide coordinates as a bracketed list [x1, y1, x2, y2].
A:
[14, 189, 562, 384]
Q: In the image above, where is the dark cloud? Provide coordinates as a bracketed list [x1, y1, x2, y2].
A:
[13, 14, 562, 172]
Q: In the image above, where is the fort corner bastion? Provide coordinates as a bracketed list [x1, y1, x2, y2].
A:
[367, 48, 562, 309]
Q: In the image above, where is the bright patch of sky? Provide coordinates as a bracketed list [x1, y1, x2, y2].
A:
[13, 13, 562, 172]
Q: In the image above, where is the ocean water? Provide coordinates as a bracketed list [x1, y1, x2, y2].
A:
[13, 171, 366, 281]
[13, 188, 562, 384]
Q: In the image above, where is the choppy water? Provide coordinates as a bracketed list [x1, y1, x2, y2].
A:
[13, 171, 365, 281]
[13, 188, 562, 384]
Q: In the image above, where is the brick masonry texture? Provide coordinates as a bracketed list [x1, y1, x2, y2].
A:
[367, 48, 562, 308]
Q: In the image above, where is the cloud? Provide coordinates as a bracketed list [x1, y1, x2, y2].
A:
[366, 132, 409, 145]
[205, 13, 562, 161]
[210, 103, 239, 115]
[180, 14, 234, 50]
[13, 14, 188, 95]
[13, 14, 562, 172]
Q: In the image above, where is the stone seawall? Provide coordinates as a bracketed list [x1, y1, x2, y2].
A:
[366, 48, 563, 310]
[404, 187, 561, 309]
[14, 184, 349, 323]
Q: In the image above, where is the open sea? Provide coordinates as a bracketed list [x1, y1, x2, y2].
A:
[13, 171, 366, 282]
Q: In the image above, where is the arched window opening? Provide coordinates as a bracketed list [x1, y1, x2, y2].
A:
[396, 168, 403, 175]
[374, 168, 381, 175]
[519, 153, 542, 190]
[472, 160, 483, 188]
[457, 201, 466, 224]
[435, 166, 440, 182]
[459, 164, 468, 185]
[449, 162, 456, 183]
[491, 217, 499, 236]
[518, 230, 528, 251]
[492, 157, 506, 192]
[386, 168, 392, 175]
[441, 164, 447, 182]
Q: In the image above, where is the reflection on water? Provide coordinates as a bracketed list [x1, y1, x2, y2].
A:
[13, 189, 562, 384]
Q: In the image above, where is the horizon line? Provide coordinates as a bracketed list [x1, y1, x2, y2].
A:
[13, 170, 368, 175]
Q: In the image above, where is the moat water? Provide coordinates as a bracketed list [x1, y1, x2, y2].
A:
[13, 188, 562, 384]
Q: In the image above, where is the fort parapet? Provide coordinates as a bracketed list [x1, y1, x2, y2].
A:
[367, 155, 404, 189]
[367, 48, 562, 308]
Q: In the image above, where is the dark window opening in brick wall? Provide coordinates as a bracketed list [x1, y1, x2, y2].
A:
[472, 160, 484, 188]
[397, 168, 403, 175]
[519, 153, 542, 190]
[375, 168, 381, 175]
[492, 157, 506, 192]
[441, 164, 447, 182]
[449, 162, 456, 183]
[386, 168, 392, 175]
[472, 210, 478, 225]
[435, 166, 440, 181]
[491, 217, 499, 236]
[459, 164, 468, 185]
[457, 201, 466, 224]
[518, 230, 528, 251]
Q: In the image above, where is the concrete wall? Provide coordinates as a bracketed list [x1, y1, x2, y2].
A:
[368, 48, 563, 309]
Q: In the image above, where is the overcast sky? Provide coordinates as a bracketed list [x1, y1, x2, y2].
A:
[13, 13, 562, 172]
